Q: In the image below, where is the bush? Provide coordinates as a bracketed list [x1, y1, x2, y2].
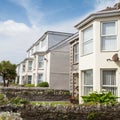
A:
[10, 97, 29, 105]
[25, 84, 35, 87]
[82, 91, 118, 105]
[37, 82, 49, 87]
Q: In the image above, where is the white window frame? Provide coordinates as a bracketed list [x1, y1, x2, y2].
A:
[38, 73, 43, 83]
[73, 43, 79, 64]
[82, 25, 93, 55]
[38, 55, 44, 69]
[101, 69, 117, 95]
[82, 70, 93, 95]
[101, 21, 117, 51]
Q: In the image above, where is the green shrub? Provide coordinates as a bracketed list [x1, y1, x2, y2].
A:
[82, 91, 118, 105]
[10, 97, 29, 105]
[0, 94, 8, 105]
[37, 82, 49, 87]
[25, 84, 35, 87]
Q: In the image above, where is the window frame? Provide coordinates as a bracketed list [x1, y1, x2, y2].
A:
[73, 43, 79, 64]
[82, 25, 93, 55]
[101, 21, 117, 51]
[28, 75, 32, 84]
[28, 60, 33, 71]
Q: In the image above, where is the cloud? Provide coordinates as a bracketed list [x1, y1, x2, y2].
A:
[9, 0, 44, 26]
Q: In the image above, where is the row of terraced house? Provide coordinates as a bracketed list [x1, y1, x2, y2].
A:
[16, 2, 120, 103]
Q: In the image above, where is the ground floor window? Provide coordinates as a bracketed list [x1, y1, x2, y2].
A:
[28, 75, 32, 84]
[102, 70, 117, 95]
[38, 73, 43, 83]
[82, 70, 93, 95]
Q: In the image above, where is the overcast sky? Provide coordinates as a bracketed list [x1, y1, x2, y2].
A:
[0, 0, 118, 64]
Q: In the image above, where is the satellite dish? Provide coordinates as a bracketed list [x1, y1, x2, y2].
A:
[112, 53, 119, 62]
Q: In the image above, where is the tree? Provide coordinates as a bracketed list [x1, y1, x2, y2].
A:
[0, 61, 16, 87]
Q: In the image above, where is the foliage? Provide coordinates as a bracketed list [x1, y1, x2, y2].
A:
[25, 84, 35, 87]
[0, 61, 16, 86]
[0, 112, 22, 120]
[10, 97, 29, 105]
[0, 94, 8, 105]
[37, 82, 49, 87]
[82, 91, 118, 105]
[87, 112, 97, 120]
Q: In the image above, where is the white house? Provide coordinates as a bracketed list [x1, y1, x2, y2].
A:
[74, 2, 120, 103]
[16, 31, 73, 90]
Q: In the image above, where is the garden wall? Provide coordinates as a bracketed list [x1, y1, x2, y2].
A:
[0, 87, 70, 101]
[0, 104, 120, 120]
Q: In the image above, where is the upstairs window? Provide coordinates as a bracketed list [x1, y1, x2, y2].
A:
[28, 61, 32, 71]
[38, 55, 44, 68]
[22, 64, 25, 72]
[82, 26, 93, 55]
[73, 43, 79, 64]
[101, 21, 117, 51]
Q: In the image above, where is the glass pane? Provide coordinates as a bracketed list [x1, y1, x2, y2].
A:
[28, 76, 32, 84]
[84, 70, 93, 85]
[38, 74, 43, 83]
[83, 40, 93, 55]
[74, 44, 79, 63]
[38, 56, 44, 68]
[102, 36, 116, 51]
[103, 70, 116, 85]
[83, 26, 93, 42]
[102, 87, 117, 95]
[84, 87, 93, 95]
[102, 22, 115, 35]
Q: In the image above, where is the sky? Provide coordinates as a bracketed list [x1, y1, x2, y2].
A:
[0, 0, 118, 64]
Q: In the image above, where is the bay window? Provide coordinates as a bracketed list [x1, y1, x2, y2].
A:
[101, 21, 116, 51]
[82, 26, 93, 55]
[82, 70, 93, 95]
[102, 70, 117, 95]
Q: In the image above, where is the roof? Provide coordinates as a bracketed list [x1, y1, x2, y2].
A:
[75, 2, 120, 29]
[47, 32, 78, 51]
[26, 31, 73, 52]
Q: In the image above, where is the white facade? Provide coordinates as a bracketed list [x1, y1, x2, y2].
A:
[16, 31, 73, 90]
[75, 3, 120, 103]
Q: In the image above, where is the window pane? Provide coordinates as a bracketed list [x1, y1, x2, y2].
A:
[38, 56, 44, 68]
[73, 43, 79, 63]
[83, 26, 93, 42]
[103, 70, 116, 85]
[84, 70, 93, 85]
[84, 87, 93, 95]
[38, 74, 43, 83]
[28, 76, 32, 84]
[102, 22, 115, 35]
[102, 87, 117, 95]
[83, 26, 93, 55]
[28, 61, 32, 71]
[102, 36, 116, 51]
[83, 40, 93, 55]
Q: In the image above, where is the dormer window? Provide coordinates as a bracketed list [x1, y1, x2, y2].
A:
[101, 21, 117, 51]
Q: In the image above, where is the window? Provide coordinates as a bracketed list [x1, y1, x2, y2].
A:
[82, 70, 93, 95]
[28, 75, 32, 84]
[82, 26, 93, 55]
[73, 43, 79, 64]
[38, 73, 43, 83]
[102, 70, 117, 95]
[38, 55, 44, 68]
[28, 61, 32, 71]
[101, 21, 116, 51]
[22, 64, 25, 72]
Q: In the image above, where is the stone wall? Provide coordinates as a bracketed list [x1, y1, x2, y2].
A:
[0, 87, 70, 101]
[1, 104, 120, 120]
